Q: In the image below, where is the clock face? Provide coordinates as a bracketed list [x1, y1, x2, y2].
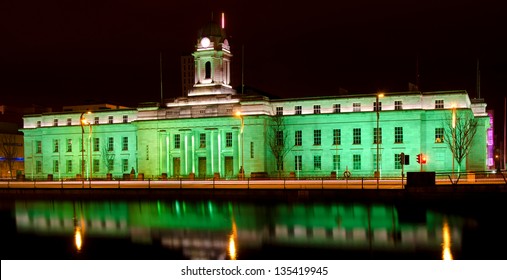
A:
[201, 37, 210, 48]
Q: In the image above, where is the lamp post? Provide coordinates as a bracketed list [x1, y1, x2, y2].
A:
[375, 93, 384, 189]
[235, 111, 245, 179]
[80, 111, 91, 184]
[88, 121, 93, 183]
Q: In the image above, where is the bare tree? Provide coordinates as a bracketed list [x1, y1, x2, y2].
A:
[102, 146, 115, 174]
[444, 110, 478, 173]
[267, 114, 293, 178]
[0, 134, 20, 179]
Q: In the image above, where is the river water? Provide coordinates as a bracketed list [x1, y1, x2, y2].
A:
[0, 198, 505, 260]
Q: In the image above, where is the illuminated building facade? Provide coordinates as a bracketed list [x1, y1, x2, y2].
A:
[20, 21, 492, 180]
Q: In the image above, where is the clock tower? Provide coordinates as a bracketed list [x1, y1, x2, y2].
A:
[188, 21, 235, 96]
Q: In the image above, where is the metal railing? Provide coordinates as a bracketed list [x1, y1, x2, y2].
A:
[1, 170, 505, 190]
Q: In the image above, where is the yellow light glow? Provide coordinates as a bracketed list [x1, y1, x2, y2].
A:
[442, 219, 453, 260]
[378, 93, 384, 98]
[74, 227, 82, 251]
[228, 235, 236, 260]
[228, 216, 238, 260]
[235, 111, 242, 117]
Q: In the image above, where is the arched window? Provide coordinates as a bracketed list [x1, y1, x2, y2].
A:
[205, 61, 211, 79]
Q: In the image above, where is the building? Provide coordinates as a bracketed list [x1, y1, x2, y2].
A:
[1, 103, 52, 178]
[20, 21, 492, 180]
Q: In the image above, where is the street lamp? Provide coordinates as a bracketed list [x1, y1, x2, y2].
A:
[235, 111, 245, 179]
[88, 121, 93, 183]
[80, 111, 91, 184]
[375, 93, 384, 189]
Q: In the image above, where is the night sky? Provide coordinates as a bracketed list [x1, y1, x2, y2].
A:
[1, 0, 505, 132]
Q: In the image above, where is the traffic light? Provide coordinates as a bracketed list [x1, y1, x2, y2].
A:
[417, 153, 427, 164]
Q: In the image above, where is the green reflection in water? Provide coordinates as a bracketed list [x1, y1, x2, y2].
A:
[14, 200, 465, 259]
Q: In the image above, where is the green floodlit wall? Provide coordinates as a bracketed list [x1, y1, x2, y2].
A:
[21, 114, 138, 180]
[135, 115, 270, 179]
[20, 92, 490, 179]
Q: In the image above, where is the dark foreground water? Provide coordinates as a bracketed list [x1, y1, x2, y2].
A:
[1, 197, 506, 260]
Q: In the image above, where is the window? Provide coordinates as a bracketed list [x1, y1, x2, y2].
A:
[373, 101, 382, 112]
[313, 105, 321, 114]
[94, 117, 99, 124]
[108, 116, 114, 124]
[66, 160, 73, 173]
[93, 138, 100, 152]
[205, 61, 211, 79]
[36, 121, 41, 128]
[395, 101, 403, 110]
[435, 100, 444, 109]
[250, 142, 254, 158]
[353, 128, 361, 144]
[93, 159, 100, 173]
[174, 134, 181, 149]
[122, 137, 128, 151]
[295, 106, 302, 115]
[200, 133, 206, 148]
[435, 128, 444, 143]
[313, 129, 321, 145]
[353, 103, 361, 112]
[66, 139, 72, 152]
[53, 139, 59, 153]
[36, 141, 42, 153]
[295, 130, 302, 146]
[122, 159, 129, 172]
[373, 154, 382, 170]
[276, 131, 283, 146]
[276, 158, 284, 171]
[225, 132, 232, 147]
[107, 159, 114, 172]
[314, 155, 322, 170]
[276, 107, 283, 115]
[373, 127, 382, 144]
[295, 155, 302, 171]
[333, 104, 341, 113]
[394, 127, 403, 143]
[333, 129, 341, 145]
[67, 118, 72, 126]
[333, 155, 341, 170]
[53, 160, 59, 173]
[395, 154, 402, 169]
[53, 119, 58, 126]
[36, 161, 42, 173]
[107, 137, 114, 151]
[123, 115, 128, 123]
[353, 154, 361, 170]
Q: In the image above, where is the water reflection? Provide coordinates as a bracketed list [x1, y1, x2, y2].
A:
[442, 218, 453, 260]
[13, 200, 467, 259]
